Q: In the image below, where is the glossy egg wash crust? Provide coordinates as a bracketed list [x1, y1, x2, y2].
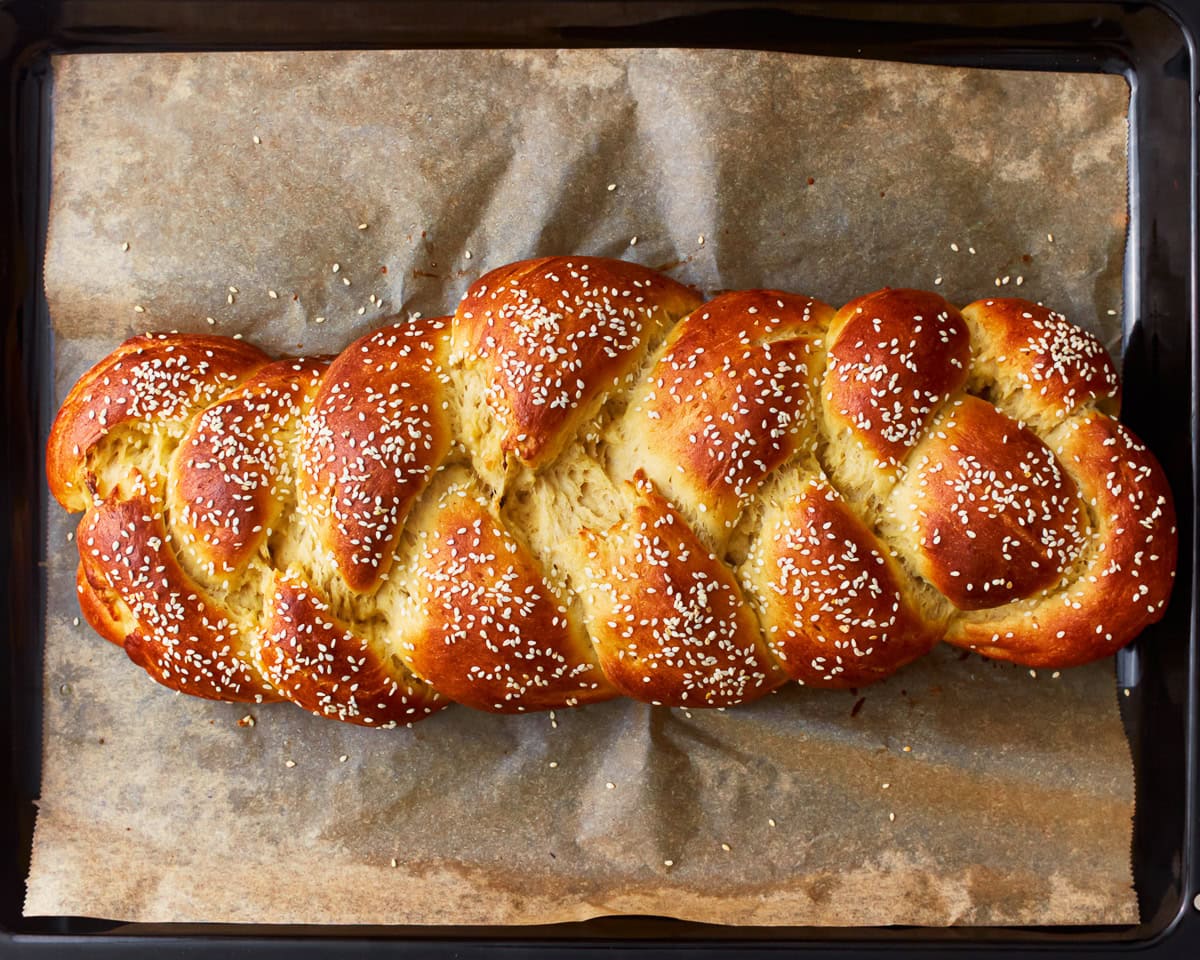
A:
[47, 256, 1178, 726]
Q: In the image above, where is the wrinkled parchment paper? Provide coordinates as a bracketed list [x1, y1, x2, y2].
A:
[27, 49, 1134, 926]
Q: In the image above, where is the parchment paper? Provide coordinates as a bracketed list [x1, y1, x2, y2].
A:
[27, 49, 1135, 926]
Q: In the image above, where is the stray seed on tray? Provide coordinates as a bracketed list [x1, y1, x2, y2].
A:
[121, 241, 129, 252]
[1107, 308, 1118, 316]
[315, 316, 326, 324]
[968, 246, 977, 255]
[889, 813, 896, 823]
[882, 782, 890, 789]
[228, 286, 238, 294]
[332, 263, 340, 274]
[72, 617, 79, 626]
[66, 531, 74, 541]
[549, 761, 558, 768]
[605, 781, 615, 790]
[902, 745, 912, 753]
[339, 754, 348, 763]
[284, 759, 296, 768]
[607, 183, 617, 191]
[1016, 276, 1024, 285]
[1052, 671, 1061, 679]
[268, 289, 278, 299]
[205, 316, 215, 325]
[133, 305, 145, 313]
[390, 858, 398, 868]
[950, 242, 959, 252]
[342, 277, 351, 286]
[698, 234, 705, 245]
[663, 859, 674, 867]
[252, 135, 261, 145]
[357, 307, 366, 316]
[720, 843, 731, 852]
[1029, 669, 1037, 678]
[358, 223, 368, 230]
[227, 294, 235, 305]
[934, 276, 943, 285]
[465, 250, 472, 259]
[238, 714, 255, 728]
[1047, 232, 1055, 242]
[630, 236, 638, 246]
[768, 818, 777, 827]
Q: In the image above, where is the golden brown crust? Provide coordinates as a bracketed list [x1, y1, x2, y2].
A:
[888, 396, 1086, 610]
[47, 334, 269, 511]
[454, 256, 702, 470]
[77, 493, 281, 703]
[260, 571, 445, 726]
[47, 260, 1179, 721]
[946, 412, 1177, 667]
[301, 317, 452, 592]
[823, 288, 970, 473]
[617, 290, 832, 547]
[744, 477, 941, 688]
[75, 561, 127, 647]
[577, 474, 785, 706]
[961, 297, 1120, 426]
[170, 357, 327, 578]
[398, 471, 616, 713]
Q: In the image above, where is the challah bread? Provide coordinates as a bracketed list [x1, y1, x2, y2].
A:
[47, 256, 1177, 725]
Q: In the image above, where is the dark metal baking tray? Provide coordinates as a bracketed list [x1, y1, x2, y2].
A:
[0, 0, 1195, 956]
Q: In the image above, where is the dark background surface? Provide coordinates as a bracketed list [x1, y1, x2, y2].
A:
[0, 0, 1195, 956]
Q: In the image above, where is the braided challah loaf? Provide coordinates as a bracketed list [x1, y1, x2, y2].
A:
[47, 256, 1177, 726]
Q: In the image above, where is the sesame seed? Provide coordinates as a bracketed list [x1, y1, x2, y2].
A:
[121, 242, 130, 252]
[549, 761, 558, 768]
[133, 305, 145, 314]
[238, 714, 255, 727]
[663, 859, 674, 867]
[72, 617, 80, 626]
[1052, 671, 1061, 679]
[698, 234, 705, 245]
[315, 316, 326, 324]
[332, 263, 340, 273]
[607, 183, 617, 191]
[1124, 688, 1131, 697]
[934, 276, 943, 285]
[342, 277, 351, 286]
[1016, 276, 1024, 285]
[284, 759, 296, 768]
[968, 246, 976, 254]
[390, 858, 398, 868]
[768, 818, 777, 827]
[228, 286, 239, 294]
[358, 223, 368, 230]
[889, 812, 896, 822]
[268, 289, 278, 299]
[902, 745, 912, 753]
[720, 842, 731, 852]
[465, 250, 473, 259]
[227, 294, 235, 305]
[1047, 232, 1054, 242]
[205, 316, 215, 325]
[882, 783, 890, 789]
[339, 755, 348, 763]
[630, 236, 638, 245]
[1106, 308, 1118, 316]
[252, 135, 261, 144]
[950, 242, 959, 252]
[605, 781, 615, 790]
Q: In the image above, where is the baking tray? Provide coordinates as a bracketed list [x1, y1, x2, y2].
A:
[0, 0, 1195, 956]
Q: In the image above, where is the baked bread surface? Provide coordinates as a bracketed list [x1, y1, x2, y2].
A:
[48, 256, 1177, 725]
